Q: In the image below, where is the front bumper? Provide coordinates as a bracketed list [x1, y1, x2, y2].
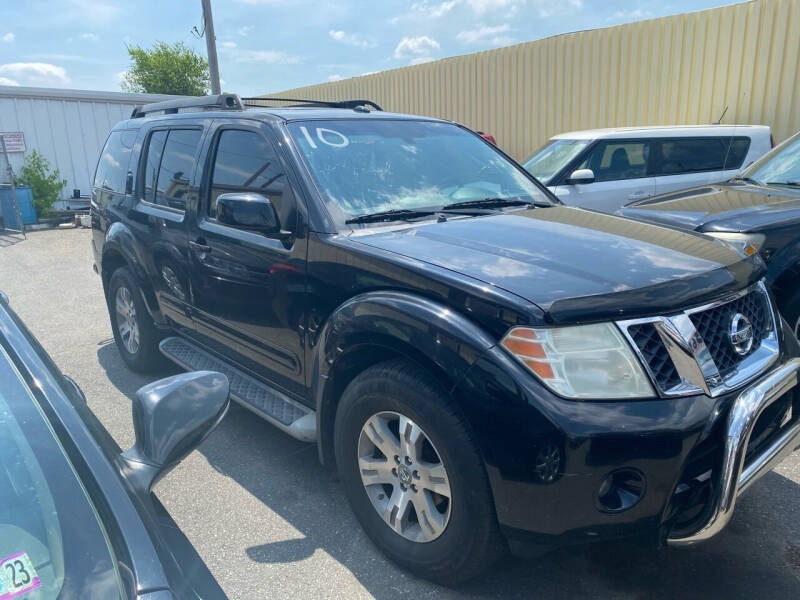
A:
[453, 323, 800, 549]
[667, 357, 800, 545]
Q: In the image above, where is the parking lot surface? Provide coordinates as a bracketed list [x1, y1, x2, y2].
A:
[1, 228, 799, 599]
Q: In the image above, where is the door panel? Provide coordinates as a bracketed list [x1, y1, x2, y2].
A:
[188, 123, 308, 399]
[128, 127, 204, 331]
[552, 177, 656, 213]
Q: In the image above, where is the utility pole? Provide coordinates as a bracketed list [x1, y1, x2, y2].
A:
[201, 0, 221, 95]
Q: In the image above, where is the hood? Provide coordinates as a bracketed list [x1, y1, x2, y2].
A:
[351, 207, 764, 324]
[618, 182, 800, 232]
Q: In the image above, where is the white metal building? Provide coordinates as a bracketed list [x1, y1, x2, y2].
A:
[0, 86, 175, 209]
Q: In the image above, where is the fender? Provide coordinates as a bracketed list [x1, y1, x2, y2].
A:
[311, 290, 498, 464]
[765, 235, 800, 307]
[102, 221, 164, 324]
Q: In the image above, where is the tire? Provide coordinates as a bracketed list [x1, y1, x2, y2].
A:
[107, 266, 165, 373]
[783, 287, 800, 339]
[334, 358, 506, 584]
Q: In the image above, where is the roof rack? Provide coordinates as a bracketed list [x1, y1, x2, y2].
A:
[131, 94, 244, 118]
[241, 97, 383, 112]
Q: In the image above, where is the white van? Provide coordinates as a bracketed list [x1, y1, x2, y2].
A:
[522, 125, 772, 213]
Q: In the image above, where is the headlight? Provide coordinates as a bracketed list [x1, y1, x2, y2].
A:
[705, 232, 765, 257]
[500, 323, 654, 399]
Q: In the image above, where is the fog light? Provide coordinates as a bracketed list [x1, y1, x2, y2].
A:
[596, 468, 646, 513]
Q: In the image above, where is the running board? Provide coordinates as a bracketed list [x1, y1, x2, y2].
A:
[159, 336, 316, 442]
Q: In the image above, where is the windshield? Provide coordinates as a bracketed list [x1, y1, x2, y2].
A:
[287, 119, 550, 224]
[523, 138, 591, 183]
[0, 347, 123, 599]
[741, 133, 800, 186]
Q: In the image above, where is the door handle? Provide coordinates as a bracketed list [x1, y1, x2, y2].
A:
[189, 240, 212, 254]
[628, 190, 649, 200]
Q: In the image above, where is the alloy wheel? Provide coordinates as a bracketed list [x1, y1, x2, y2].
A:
[115, 286, 140, 355]
[358, 411, 451, 543]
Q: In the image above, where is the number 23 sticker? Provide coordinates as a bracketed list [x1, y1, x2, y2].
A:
[0, 552, 40, 599]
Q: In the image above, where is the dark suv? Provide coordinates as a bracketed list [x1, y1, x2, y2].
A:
[91, 94, 800, 584]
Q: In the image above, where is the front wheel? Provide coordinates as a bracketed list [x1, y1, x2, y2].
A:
[334, 359, 505, 584]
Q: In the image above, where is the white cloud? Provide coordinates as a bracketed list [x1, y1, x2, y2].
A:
[329, 30, 376, 49]
[235, 0, 285, 4]
[0, 77, 19, 86]
[327, 74, 343, 82]
[238, 26, 254, 36]
[463, 0, 581, 18]
[609, 8, 653, 21]
[466, 0, 522, 15]
[0, 63, 70, 86]
[1, 33, 14, 43]
[113, 70, 127, 85]
[410, 56, 436, 65]
[80, 32, 98, 41]
[410, 1, 458, 17]
[220, 41, 238, 49]
[456, 23, 513, 44]
[223, 47, 302, 64]
[393, 35, 440, 59]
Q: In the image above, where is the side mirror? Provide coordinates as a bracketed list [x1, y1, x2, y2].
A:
[121, 371, 229, 493]
[216, 192, 290, 238]
[567, 168, 595, 184]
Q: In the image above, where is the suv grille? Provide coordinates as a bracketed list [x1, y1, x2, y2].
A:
[628, 323, 681, 390]
[622, 284, 776, 396]
[689, 290, 768, 378]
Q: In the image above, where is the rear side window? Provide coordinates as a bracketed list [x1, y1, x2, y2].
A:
[93, 130, 136, 204]
[577, 140, 651, 182]
[724, 136, 751, 169]
[141, 128, 202, 211]
[208, 129, 289, 220]
[658, 138, 727, 174]
[142, 130, 167, 204]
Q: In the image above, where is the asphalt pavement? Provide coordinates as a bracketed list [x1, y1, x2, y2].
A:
[1, 228, 799, 599]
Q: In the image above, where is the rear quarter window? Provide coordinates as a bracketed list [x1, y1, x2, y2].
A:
[724, 136, 752, 169]
[93, 130, 136, 206]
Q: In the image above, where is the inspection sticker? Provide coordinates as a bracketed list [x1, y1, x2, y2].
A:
[0, 552, 40, 599]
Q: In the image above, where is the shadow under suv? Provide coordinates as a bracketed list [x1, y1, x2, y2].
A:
[90, 94, 800, 584]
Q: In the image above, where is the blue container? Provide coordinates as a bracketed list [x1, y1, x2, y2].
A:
[0, 185, 37, 229]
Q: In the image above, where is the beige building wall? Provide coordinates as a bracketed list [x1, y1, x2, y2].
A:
[268, 0, 800, 161]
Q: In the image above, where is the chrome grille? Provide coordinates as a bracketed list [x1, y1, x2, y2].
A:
[689, 290, 768, 377]
[619, 282, 778, 398]
[628, 322, 681, 390]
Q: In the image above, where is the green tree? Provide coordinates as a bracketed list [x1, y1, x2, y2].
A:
[122, 41, 210, 96]
[15, 150, 66, 218]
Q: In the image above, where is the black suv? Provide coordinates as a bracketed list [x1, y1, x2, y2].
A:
[620, 130, 800, 336]
[91, 94, 800, 584]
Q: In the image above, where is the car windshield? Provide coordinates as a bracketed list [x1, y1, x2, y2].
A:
[741, 133, 800, 186]
[0, 347, 123, 599]
[287, 119, 550, 223]
[523, 138, 591, 183]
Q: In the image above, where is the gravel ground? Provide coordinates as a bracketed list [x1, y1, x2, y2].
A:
[1, 227, 799, 599]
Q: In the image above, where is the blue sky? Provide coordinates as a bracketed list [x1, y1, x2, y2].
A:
[0, 0, 732, 96]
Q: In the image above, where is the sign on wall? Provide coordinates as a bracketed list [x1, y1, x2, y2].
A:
[0, 132, 26, 153]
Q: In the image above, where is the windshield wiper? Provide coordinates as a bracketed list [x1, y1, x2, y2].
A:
[766, 181, 800, 187]
[345, 208, 438, 224]
[441, 197, 535, 211]
[731, 176, 762, 185]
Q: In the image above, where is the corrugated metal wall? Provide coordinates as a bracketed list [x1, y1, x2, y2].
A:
[0, 87, 173, 199]
[269, 0, 800, 161]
